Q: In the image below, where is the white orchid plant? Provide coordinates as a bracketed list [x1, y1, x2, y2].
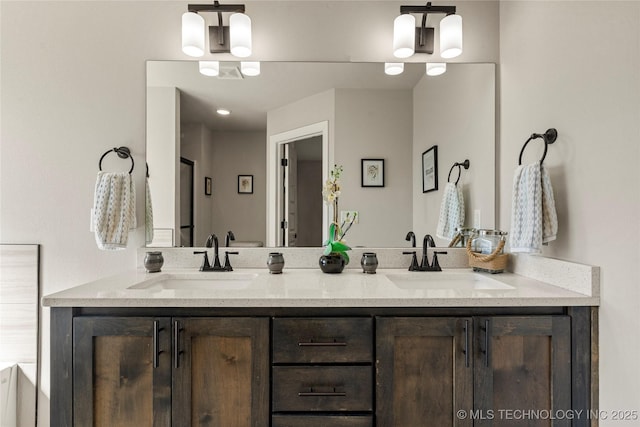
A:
[322, 165, 358, 264]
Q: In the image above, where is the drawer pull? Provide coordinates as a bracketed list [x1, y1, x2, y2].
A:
[298, 339, 347, 347]
[298, 387, 346, 397]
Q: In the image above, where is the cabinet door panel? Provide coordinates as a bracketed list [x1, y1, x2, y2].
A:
[376, 317, 473, 427]
[172, 317, 269, 427]
[474, 316, 571, 427]
[73, 317, 171, 427]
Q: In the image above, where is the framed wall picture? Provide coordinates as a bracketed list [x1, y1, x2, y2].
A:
[361, 159, 385, 187]
[422, 145, 438, 193]
[204, 176, 212, 196]
[238, 175, 254, 194]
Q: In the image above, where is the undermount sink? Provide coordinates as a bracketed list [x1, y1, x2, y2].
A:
[128, 273, 259, 291]
[385, 272, 514, 291]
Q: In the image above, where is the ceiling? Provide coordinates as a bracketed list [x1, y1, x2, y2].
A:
[147, 61, 427, 132]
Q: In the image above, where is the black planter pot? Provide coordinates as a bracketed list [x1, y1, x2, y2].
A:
[319, 253, 346, 274]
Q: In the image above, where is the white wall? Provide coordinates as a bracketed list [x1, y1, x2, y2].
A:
[0, 1, 508, 425]
[499, 2, 640, 422]
[211, 131, 267, 244]
[334, 89, 413, 247]
[412, 64, 495, 243]
[181, 123, 215, 246]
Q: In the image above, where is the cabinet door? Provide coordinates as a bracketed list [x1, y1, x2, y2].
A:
[172, 317, 269, 427]
[474, 316, 571, 427]
[376, 317, 473, 427]
[73, 317, 172, 427]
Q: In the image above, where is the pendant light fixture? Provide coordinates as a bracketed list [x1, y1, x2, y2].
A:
[393, 2, 462, 59]
[384, 63, 405, 76]
[241, 61, 260, 76]
[182, 1, 254, 60]
[426, 63, 446, 76]
[199, 61, 220, 76]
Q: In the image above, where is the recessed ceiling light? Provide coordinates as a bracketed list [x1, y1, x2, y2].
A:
[217, 108, 231, 116]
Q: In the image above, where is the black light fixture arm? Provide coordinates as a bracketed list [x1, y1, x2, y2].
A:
[187, 1, 245, 14]
[399, 2, 457, 52]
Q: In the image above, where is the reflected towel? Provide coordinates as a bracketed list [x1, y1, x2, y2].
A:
[145, 177, 154, 245]
[92, 172, 136, 250]
[436, 182, 465, 240]
[509, 161, 557, 253]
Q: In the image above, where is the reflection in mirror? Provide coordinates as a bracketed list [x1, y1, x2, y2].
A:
[146, 61, 495, 248]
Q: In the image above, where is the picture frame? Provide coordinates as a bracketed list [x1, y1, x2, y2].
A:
[204, 176, 212, 196]
[238, 175, 254, 194]
[422, 145, 438, 193]
[361, 159, 385, 187]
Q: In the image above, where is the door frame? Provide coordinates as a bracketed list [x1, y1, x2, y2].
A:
[267, 121, 330, 247]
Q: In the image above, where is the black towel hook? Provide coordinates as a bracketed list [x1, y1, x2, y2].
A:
[518, 128, 558, 166]
[99, 146, 134, 174]
[447, 159, 470, 185]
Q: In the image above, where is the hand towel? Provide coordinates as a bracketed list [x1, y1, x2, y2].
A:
[92, 172, 136, 250]
[145, 177, 154, 245]
[509, 161, 558, 253]
[436, 182, 465, 240]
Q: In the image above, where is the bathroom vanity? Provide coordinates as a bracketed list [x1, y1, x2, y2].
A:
[44, 258, 598, 427]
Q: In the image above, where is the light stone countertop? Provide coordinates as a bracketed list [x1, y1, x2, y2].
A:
[42, 267, 599, 308]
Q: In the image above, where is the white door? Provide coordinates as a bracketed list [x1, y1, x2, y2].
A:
[284, 144, 298, 247]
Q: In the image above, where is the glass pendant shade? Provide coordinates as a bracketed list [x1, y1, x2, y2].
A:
[393, 14, 415, 59]
[199, 61, 220, 76]
[241, 61, 260, 76]
[384, 62, 404, 76]
[230, 13, 252, 58]
[440, 14, 462, 59]
[182, 12, 205, 57]
[426, 63, 446, 76]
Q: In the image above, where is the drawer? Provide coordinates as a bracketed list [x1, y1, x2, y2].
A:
[272, 317, 373, 363]
[272, 366, 372, 412]
[272, 415, 373, 427]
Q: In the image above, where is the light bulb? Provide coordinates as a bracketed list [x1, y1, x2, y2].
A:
[199, 61, 220, 77]
[385, 62, 404, 76]
[426, 63, 446, 76]
[393, 14, 415, 59]
[182, 12, 205, 57]
[230, 13, 252, 58]
[440, 14, 462, 59]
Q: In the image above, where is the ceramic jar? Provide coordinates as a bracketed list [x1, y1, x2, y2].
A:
[360, 252, 378, 274]
[267, 252, 285, 274]
[144, 251, 164, 273]
[319, 254, 346, 274]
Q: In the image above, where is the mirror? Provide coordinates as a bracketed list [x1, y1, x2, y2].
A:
[146, 61, 495, 248]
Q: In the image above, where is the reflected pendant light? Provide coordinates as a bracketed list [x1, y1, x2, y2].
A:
[440, 14, 462, 59]
[393, 14, 415, 59]
[385, 62, 404, 76]
[182, 12, 205, 57]
[199, 61, 220, 76]
[230, 13, 252, 58]
[241, 61, 260, 76]
[426, 63, 446, 76]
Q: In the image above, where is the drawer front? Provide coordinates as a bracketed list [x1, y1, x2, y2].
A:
[272, 415, 373, 427]
[272, 366, 372, 412]
[272, 317, 373, 363]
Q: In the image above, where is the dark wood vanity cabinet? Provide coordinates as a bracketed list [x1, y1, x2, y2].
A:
[71, 316, 269, 427]
[377, 316, 573, 427]
[52, 307, 592, 427]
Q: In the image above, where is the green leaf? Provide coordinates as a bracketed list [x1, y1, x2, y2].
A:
[331, 241, 351, 253]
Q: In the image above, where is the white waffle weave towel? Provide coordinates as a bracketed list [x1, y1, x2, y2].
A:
[509, 161, 557, 253]
[436, 182, 465, 240]
[92, 172, 136, 250]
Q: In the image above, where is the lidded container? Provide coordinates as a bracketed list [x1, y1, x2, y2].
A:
[450, 227, 476, 247]
[471, 229, 508, 254]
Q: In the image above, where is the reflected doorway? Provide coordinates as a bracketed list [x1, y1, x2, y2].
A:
[280, 137, 323, 247]
[180, 157, 194, 247]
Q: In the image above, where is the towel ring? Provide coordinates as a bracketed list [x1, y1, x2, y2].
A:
[99, 147, 134, 174]
[518, 128, 557, 166]
[447, 159, 470, 185]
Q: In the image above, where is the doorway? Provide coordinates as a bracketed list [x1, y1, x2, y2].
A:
[280, 137, 323, 247]
[179, 157, 194, 247]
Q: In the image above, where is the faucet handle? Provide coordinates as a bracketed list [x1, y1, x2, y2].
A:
[223, 251, 239, 271]
[402, 251, 420, 271]
[431, 251, 448, 271]
[193, 251, 211, 271]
